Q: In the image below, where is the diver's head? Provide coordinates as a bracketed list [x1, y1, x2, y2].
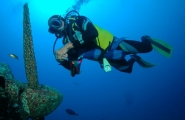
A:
[48, 15, 65, 38]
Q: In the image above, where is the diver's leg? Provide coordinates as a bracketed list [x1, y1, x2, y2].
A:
[119, 57, 135, 73]
[109, 58, 136, 73]
[117, 35, 153, 54]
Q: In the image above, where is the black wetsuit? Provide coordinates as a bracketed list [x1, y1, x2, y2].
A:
[59, 16, 98, 72]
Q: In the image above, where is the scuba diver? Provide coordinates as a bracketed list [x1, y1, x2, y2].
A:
[48, 10, 173, 77]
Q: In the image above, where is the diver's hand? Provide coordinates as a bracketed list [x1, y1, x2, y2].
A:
[54, 42, 73, 62]
[55, 47, 68, 62]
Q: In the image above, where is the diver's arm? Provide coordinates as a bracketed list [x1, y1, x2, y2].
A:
[73, 16, 98, 48]
[79, 16, 98, 41]
[68, 16, 98, 49]
[55, 43, 74, 60]
[65, 42, 74, 50]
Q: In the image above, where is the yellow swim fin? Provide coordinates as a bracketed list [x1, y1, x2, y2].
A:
[150, 38, 173, 58]
[131, 54, 155, 68]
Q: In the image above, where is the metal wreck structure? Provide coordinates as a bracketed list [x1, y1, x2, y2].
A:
[0, 3, 63, 120]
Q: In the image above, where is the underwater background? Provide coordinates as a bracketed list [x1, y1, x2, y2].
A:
[0, 0, 185, 120]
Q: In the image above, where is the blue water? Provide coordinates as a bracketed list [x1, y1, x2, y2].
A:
[0, 0, 185, 120]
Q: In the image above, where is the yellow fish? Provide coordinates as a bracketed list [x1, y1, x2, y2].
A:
[9, 54, 19, 60]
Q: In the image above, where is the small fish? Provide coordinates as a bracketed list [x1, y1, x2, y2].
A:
[9, 54, 19, 59]
[73, 82, 81, 86]
[65, 109, 78, 116]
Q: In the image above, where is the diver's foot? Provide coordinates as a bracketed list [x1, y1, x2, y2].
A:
[141, 35, 152, 43]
